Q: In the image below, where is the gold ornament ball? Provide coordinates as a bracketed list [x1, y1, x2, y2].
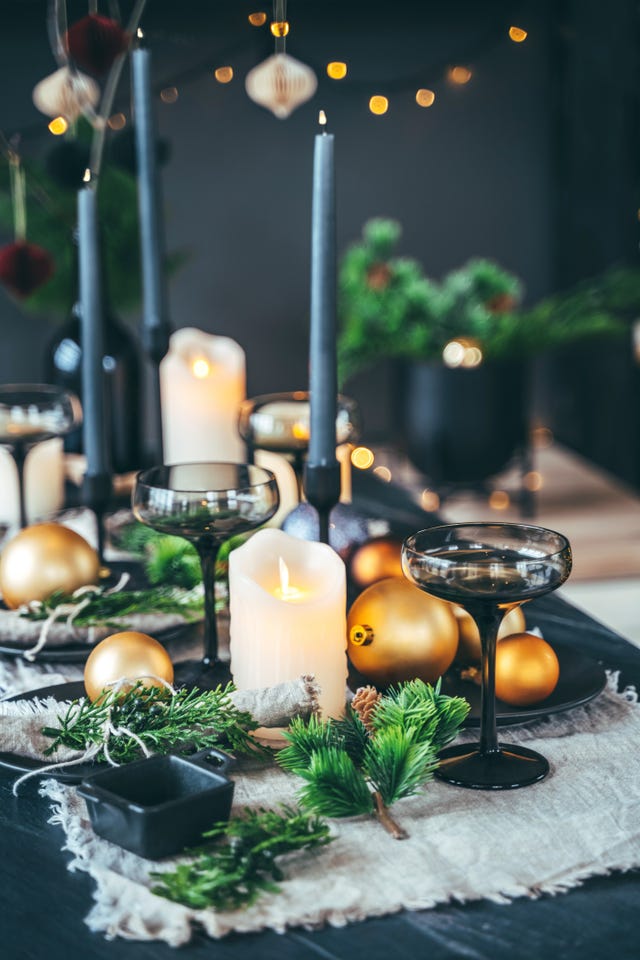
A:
[0, 522, 100, 609]
[349, 536, 404, 589]
[454, 605, 526, 664]
[84, 631, 174, 703]
[347, 577, 459, 686]
[494, 632, 560, 707]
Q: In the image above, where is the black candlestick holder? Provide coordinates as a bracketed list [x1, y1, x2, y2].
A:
[303, 460, 341, 545]
[142, 325, 171, 466]
[82, 471, 112, 564]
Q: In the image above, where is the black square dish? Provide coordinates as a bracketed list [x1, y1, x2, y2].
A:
[77, 748, 235, 859]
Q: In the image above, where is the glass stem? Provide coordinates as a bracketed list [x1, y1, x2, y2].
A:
[13, 442, 28, 529]
[474, 606, 504, 755]
[196, 540, 221, 667]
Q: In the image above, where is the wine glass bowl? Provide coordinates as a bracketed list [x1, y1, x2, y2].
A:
[238, 391, 360, 498]
[0, 383, 82, 528]
[133, 463, 279, 688]
[402, 522, 572, 789]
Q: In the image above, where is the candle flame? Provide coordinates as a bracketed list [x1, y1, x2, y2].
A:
[82, 168, 91, 183]
[276, 557, 305, 601]
[191, 357, 211, 379]
[137, 27, 144, 39]
[318, 110, 327, 126]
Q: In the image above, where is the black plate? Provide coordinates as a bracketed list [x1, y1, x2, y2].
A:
[0, 645, 607, 785]
[441, 644, 607, 726]
[0, 621, 197, 664]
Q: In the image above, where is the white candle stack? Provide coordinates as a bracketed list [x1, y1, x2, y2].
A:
[0, 440, 64, 526]
[229, 528, 347, 720]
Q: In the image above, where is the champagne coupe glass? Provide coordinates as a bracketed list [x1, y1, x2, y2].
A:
[0, 384, 82, 528]
[402, 523, 572, 789]
[133, 463, 279, 688]
[238, 391, 360, 500]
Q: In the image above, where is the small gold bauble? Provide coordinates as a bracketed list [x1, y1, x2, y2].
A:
[454, 605, 526, 664]
[494, 632, 560, 707]
[84, 631, 174, 703]
[0, 522, 100, 609]
[349, 536, 404, 589]
[347, 577, 459, 686]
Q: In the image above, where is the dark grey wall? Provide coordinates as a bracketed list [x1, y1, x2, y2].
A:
[0, 0, 629, 445]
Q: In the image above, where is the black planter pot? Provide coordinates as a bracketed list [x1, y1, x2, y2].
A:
[44, 310, 143, 475]
[398, 358, 530, 486]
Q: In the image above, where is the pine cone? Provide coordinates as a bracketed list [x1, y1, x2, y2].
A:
[366, 262, 392, 291]
[352, 685, 382, 732]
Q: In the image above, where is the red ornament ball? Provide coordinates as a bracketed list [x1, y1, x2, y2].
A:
[66, 14, 130, 76]
[0, 241, 54, 298]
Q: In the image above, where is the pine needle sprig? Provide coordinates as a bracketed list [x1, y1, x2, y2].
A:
[276, 679, 469, 839]
[297, 748, 374, 818]
[21, 584, 204, 628]
[151, 805, 332, 912]
[363, 727, 438, 806]
[41, 682, 268, 763]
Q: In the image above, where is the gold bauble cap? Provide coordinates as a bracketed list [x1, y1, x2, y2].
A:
[84, 631, 174, 702]
[0, 522, 100, 609]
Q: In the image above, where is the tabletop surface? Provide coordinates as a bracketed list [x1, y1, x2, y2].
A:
[2, 473, 639, 960]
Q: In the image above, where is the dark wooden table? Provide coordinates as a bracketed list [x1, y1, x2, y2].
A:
[2, 475, 639, 959]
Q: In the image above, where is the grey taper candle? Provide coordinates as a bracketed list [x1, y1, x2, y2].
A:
[308, 128, 338, 466]
[78, 184, 109, 477]
[132, 46, 170, 340]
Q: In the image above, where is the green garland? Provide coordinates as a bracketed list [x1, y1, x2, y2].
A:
[277, 679, 469, 838]
[151, 806, 332, 911]
[41, 681, 267, 763]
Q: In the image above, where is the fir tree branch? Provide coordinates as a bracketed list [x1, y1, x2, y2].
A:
[296, 748, 374, 818]
[363, 726, 438, 806]
[151, 805, 332, 912]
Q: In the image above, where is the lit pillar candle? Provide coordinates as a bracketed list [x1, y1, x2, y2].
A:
[160, 327, 246, 463]
[229, 527, 347, 719]
[0, 440, 64, 526]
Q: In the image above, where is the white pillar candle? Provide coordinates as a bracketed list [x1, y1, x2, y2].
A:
[229, 527, 347, 719]
[253, 450, 299, 527]
[0, 439, 64, 526]
[160, 327, 246, 464]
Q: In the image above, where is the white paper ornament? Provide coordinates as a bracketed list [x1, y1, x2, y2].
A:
[245, 53, 317, 119]
[32, 66, 100, 122]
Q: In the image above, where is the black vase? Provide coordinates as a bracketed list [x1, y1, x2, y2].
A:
[44, 307, 143, 474]
[399, 358, 530, 485]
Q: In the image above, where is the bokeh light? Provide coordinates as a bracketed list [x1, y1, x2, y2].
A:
[351, 446, 375, 469]
[415, 88, 435, 107]
[369, 95, 389, 115]
[327, 62, 348, 79]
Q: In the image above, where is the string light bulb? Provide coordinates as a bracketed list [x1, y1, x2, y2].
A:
[327, 62, 347, 79]
[448, 66, 472, 85]
[270, 20, 290, 37]
[248, 12, 267, 26]
[107, 113, 126, 130]
[351, 447, 375, 469]
[48, 116, 68, 135]
[369, 95, 389, 115]
[509, 26, 528, 43]
[214, 66, 234, 83]
[416, 88, 435, 107]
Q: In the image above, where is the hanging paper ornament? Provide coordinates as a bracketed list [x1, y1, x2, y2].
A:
[32, 66, 100, 121]
[66, 14, 130, 77]
[245, 53, 317, 119]
[0, 241, 54, 298]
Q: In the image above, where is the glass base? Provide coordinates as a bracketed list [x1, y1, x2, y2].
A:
[174, 658, 232, 691]
[436, 742, 549, 789]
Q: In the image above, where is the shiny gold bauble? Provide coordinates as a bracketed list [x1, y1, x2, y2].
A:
[349, 536, 404, 589]
[347, 577, 459, 686]
[494, 632, 560, 707]
[0, 522, 100, 609]
[84, 631, 174, 702]
[454, 605, 526, 664]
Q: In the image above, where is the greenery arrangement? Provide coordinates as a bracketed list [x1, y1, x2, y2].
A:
[42, 681, 266, 763]
[21, 582, 204, 628]
[151, 805, 332, 911]
[277, 680, 469, 839]
[337, 218, 633, 382]
[0, 123, 184, 316]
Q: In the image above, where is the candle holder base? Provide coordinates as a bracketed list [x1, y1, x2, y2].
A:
[303, 461, 341, 545]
